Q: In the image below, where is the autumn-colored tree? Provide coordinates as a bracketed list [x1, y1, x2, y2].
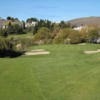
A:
[79, 28, 89, 42]
[54, 28, 80, 44]
[52, 26, 60, 38]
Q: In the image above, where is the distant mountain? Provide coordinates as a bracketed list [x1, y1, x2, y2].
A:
[69, 16, 100, 27]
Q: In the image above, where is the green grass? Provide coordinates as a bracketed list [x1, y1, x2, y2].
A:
[8, 32, 33, 38]
[0, 44, 100, 100]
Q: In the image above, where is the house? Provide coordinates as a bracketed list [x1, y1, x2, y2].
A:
[12, 20, 23, 28]
[73, 25, 95, 33]
[0, 19, 23, 29]
[73, 25, 87, 31]
[25, 21, 37, 28]
[0, 19, 6, 29]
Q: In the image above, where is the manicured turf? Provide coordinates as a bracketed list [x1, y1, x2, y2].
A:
[0, 44, 100, 100]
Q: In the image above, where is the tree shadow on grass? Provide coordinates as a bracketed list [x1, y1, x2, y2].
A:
[0, 50, 25, 58]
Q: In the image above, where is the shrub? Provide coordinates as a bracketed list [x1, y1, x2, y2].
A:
[87, 29, 99, 43]
[0, 37, 24, 58]
[67, 30, 80, 44]
[54, 28, 81, 44]
[34, 27, 52, 44]
[79, 28, 89, 43]
[54, 28, 69, 44]
[0, 29, 8, 37]
[9, 37, 35, 50]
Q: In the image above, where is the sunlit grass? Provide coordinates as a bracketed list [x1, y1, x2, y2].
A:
[0, 44, 100, 100]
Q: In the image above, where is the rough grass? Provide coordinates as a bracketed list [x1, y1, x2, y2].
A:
[0, 44, 100, 100]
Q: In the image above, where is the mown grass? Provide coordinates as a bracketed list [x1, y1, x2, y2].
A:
[8, 32, 33, 39]
[0, 44, 100, 100]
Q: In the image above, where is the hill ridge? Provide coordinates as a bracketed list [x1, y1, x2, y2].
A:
[68, 16, 100, 27]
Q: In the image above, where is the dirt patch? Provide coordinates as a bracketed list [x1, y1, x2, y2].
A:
[24, 49, 50, 56]
[78, 43, 86, 45]
[84, 49, 100, 54]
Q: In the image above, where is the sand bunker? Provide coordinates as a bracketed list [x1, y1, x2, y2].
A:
[84, 49, 100, 54]
[24, 49, 50, 56]
[78, 43, 86, 45]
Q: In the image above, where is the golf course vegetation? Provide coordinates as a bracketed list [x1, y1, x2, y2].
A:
[0, 44, 100, 100]
[0, 17, 100, 100]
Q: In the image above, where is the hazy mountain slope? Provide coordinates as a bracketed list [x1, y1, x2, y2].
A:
[69, 16, 100, 27]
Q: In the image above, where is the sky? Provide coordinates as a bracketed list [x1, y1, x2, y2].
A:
[0, 0, 100, 22]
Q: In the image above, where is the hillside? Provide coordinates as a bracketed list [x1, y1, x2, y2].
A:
[69, 16, 100, 27]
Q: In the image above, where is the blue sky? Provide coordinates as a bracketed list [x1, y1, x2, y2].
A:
[0, 0, 100, 21]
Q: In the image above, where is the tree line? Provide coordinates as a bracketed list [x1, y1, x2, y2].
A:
[0, 16, 100, 44]
[0, 16, 100, 57]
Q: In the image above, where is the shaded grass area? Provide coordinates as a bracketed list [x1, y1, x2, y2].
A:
[0, 49, 24, 58]
[0, 44, 100, 100]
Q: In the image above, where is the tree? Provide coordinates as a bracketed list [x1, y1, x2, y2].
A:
[0, 29, 8, 37]
[3, 30, 8, 37]
[22, 21, 26, 29]
[54, 28, 70, 43]
[88, 29, 99, 43]
[6, 21, 13, 34]
[7, 16, 11, 20]
[59, 21, 67, 29]
[7, 16, 19, 22]
[26, 17, 38, 23]
[15, 18, 19, 21]
[13, 24, 24, 34]
[33, 24, 38, 34]
[34, 27, 51, 40]
[52, 26, 60, 38]
[79, 28, 89, 42]
[54, 28, 80, 44]
[67, 29, 80, 44]
[66, 22, 71, 28]
[38, 19, 44, 27]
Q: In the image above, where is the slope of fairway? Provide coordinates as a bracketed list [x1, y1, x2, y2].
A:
[0, 44, 100, 100]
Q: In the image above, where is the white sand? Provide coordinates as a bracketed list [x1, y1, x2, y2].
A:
[84, 49, 100, 54]
[78, 43, 86, 45]
[24, 49, 50, 56]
